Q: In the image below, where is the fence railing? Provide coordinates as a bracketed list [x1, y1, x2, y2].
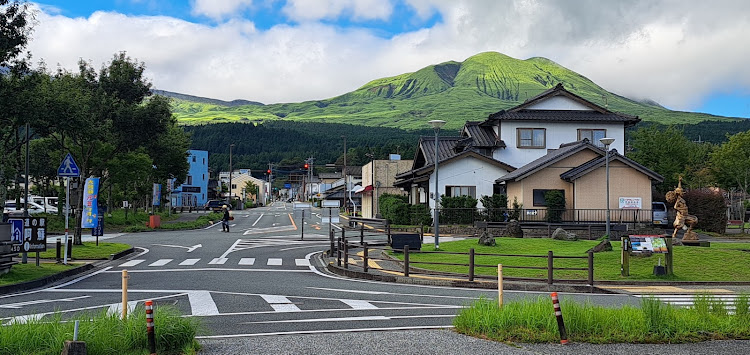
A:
[411, 207, 657, 225]
[331, 227, 594, 286]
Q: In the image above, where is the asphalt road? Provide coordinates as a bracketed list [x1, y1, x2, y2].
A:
[2, 201, 749, 354]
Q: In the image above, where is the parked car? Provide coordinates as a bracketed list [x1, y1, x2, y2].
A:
[3, 200, 49, 215]
[652, 202, 669, 226]
[30, 196, 59, 213]
[204, 200, 227, 212]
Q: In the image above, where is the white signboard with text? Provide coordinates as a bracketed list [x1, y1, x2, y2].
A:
[619, 197, 642, 209]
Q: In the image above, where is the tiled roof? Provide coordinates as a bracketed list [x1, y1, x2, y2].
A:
[419, 136, 464, 166]
[560, 149, 664, 182]
[489, 109, 639, 125]
[463, 122, 505, 148]
[496, 139, 601, 182]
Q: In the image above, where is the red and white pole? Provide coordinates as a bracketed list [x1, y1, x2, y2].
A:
[145, 300, 156, 354]
[550, 292, 568, 345]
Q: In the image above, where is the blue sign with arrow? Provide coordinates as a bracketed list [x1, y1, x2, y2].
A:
[57, 153, 80, 177]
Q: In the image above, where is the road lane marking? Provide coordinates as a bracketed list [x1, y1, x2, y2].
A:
[252, 214, 264, 226]
[295, 259, 310, 266]
[267, 258, 282, 266]
[0, 296, 90, 309]
[152, 244, 202, 252]
[195, 325, 453, 339]
[188, 291, 219, 316]
[260, 294, 301, 312]
[106, 301, 138, 317]
[120, 260, 145, 267]
[238, 258, 255, 265]
[179, 258, 201, 266]
[149, 259, 173, 267]
[341, 299, 378, 310]
[243, 315, 389, 324]
[208, 258, 228, 265]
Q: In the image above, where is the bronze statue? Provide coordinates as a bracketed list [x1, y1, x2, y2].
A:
[665, 177, 698, 241]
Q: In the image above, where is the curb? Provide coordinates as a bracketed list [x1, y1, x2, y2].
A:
[0, 247, 135, 294]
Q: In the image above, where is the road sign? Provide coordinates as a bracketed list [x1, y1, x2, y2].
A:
[57, 153, 80, 177]
[9, 217, 46, 253]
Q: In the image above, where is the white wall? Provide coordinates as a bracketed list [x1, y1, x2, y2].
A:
[525, 96, 592, 110]
[428, 156, 510, 209]
[496, 121, 625, 168]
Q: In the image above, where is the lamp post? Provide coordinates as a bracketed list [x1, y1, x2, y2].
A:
[599, 137, 615, 237]
[365, 153, 375, 218]
[429, 120, 446, 249]
[228, 143, 235, 207]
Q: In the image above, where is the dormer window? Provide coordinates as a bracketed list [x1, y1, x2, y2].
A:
[517, 128, 546, 149]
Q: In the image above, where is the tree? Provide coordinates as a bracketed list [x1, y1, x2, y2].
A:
[0, 0, 31, 67]
[628, 125, 712, 193]
[710, 131, 750, 230]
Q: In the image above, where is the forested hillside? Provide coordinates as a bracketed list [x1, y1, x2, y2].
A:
[184, 121, 426, 174]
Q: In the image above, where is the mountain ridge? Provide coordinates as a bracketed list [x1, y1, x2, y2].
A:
[163, 51, 741, 129]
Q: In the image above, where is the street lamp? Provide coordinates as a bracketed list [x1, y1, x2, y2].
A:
[599, 137, 615, 237]
[228, 143, 235, 207]
[365, 153, 375, 218]
[429, 119, 446, 249]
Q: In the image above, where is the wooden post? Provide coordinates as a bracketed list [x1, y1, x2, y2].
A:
[665, 236, 674, 276]
[621, 236, 630, 276]
[588, 251, 594, 287]
[337, 237, 341, 267]
[468, 248, 475, 281]
[344, 236, 349, 269]
[121, 270, 129, 319]
[547, 250, 554, 284]
[498, 264, 503, 308]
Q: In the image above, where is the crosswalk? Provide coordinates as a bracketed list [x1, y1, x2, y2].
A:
[635, 294, 746, 313]
[117, 257, 310, 268]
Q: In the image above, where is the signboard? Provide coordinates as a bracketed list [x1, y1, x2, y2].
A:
[284, 183, 292, 189]
[629, 235, 667, 253]
[321, 200, 340, 208]
[293, 202, 312, 219]
[57, 153, 80, 177]
[81, 177, 100, 228]
[619, 197, 642, 209]
[152, 183, 162, 206]
[123, 201, 129, 208]
[9, 217, 47, 253]
[92, 215, 104, 237]
[182, 186, 201, 193]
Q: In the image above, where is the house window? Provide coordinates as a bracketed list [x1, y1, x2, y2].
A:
[533, 189, 564, 207]
[445, 186, 476, 198]
[187, 176, 192, 185]
[517, 128, 546, 148]
[578, 129, 607, 147]
[192, 156, 196, 163]
[231, 184, 236, 189]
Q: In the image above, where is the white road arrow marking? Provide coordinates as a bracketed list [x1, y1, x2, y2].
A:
[152, 244, 202, 252]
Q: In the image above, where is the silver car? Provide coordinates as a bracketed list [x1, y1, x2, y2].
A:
[652, 202, 668, 226]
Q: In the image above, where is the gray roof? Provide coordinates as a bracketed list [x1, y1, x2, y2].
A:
[496, 139, 601, 183]
[560, 150, 664, 182]
[462, 122, 505, 148]
[418, 136, 464, 166]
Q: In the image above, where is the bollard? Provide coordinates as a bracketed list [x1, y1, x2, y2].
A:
[344, 237, 349, 269]
[550, 292, 568, 345]
[329, 229, 335, 257]
[337, 237, 341, 267]
[145, 300, 156, 354]
[122, 270, 129, 319]
[403, 244, 410, 277]
[67, 236, 73, 259]
[363, 242, 369, 273]
[469, 248, 475, 282]
[498, 264, 503, 307]
[56, 238, 61, 263]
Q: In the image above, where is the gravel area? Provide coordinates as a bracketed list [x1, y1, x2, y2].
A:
[198, 330, 750, 354]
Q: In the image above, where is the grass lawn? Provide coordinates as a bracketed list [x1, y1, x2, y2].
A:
[395, 237, 750, 281]
[0, 263, 83, 286]
[37, 242, 131, 260]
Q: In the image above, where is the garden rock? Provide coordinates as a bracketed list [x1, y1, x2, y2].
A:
[551, 228, 578, 241]
[478, 230, 496, 246]
[588, 239, 612, 253]
[504, 219, 523, 238]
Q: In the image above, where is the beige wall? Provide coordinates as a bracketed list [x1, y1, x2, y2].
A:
[363, 159, 413, 218]
[575, 160, 653, 221]
[506, 150, 599, 210]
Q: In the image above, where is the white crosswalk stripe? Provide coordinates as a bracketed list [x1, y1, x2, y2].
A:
[208, 257, 228, 265]
[636, 294, 744, 313]
[119, 257, 310, 268]
[238, 258, 255, 265]
[267, 258, 283, 266]
[119, 259, 145, 267]
[295, 259, 310, 266]
[179, 258, 200, 266]
[149, 259, 173, 267]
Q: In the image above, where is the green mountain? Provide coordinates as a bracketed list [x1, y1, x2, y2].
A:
[167, 52, 740, 130]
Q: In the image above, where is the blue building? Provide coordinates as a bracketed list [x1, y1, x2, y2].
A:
[171, 150, 209, 208]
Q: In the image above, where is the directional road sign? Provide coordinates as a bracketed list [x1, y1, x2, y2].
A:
[57, 153, 80, 177]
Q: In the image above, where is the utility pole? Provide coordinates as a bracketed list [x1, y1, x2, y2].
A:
[228, 144, 235, 207]
[342, 135, 347, 214]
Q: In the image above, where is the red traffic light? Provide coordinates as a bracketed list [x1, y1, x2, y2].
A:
[304, 164, 309, 169]
[267, 169, 272, 174]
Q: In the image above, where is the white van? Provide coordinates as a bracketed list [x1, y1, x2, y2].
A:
[652, 202, 668, 226]
[30, 196, 59, 213]
[3, 200, 55, 215]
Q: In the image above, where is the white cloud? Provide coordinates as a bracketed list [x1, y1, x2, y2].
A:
[191, 0, 254, 20]
[24, 0, 750, 112]
[282, 0, 394, 22]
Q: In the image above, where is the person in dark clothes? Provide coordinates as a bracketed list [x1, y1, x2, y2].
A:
[221, 205, 230, 232]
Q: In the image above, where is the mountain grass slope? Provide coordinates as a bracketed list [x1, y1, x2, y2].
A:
[167, 52, 740, 130]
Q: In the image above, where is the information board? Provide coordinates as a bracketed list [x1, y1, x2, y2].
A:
[9, 217, 47, 253]
[629, 235, 667, 253]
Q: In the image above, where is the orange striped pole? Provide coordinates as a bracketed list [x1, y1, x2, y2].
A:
[145, 300, 156, 354]
[550, 292, 568, 344]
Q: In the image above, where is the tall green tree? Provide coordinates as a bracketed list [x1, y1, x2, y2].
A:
[710, 131, 750, 202]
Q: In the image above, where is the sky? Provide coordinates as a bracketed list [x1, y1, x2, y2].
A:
[22, 0, 750, 118]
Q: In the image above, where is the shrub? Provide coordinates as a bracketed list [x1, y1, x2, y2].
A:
[440, 195, 477, 224]
[480, 194, 509, 222]
[379, 193, 411, 225]
[544, 190, 566, 223]
[509, 197, 523, 220]
[682, 189, 727, 233]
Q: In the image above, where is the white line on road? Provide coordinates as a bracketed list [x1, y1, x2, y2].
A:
[0, 296, 90, 309]
[260, 295, 292, 304]
[252, 213, 264, 226]
[219, 239, 243, 259]
[119, 260, 145, 267]
[188, 291, 219, 316]
[243, 315, 390, 324]
[106, 301, 138, 317]
[341, 299, 378, 310]
[238, 258, 255, 265]
[267, 258, 282, 266]
[204, 221, 222, 229]
[295, 259, 310, 267]
[195, 325, 453, 339]
[47, 266, 114, 289]
[208, 258, 228, 265]
[149, 259, 173, 267]
[179, 258, 201, 266]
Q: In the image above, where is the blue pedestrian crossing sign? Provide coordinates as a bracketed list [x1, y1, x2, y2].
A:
[57, 153, 80, 177]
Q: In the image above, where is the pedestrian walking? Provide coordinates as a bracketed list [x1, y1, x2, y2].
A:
[221, 205, 231, 232]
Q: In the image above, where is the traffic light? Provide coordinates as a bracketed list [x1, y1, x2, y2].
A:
[267, 169, 272, 174]
[304, 163, 309, 169]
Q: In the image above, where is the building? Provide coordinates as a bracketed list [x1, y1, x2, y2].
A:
[228, 173, 268, 206]
[171, 150, 209, 208]
[360, 156, 414, 218]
